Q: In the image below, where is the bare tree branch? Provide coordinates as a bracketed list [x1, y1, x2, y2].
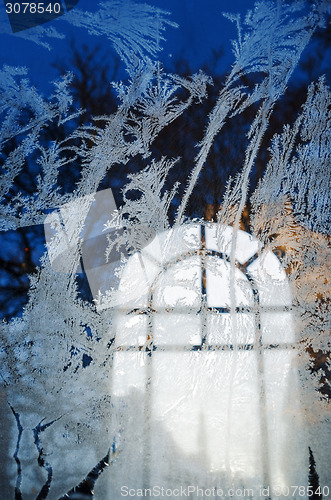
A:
[9, 404, 24, 500]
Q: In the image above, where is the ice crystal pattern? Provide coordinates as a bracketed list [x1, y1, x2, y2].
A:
[0, 0, 330, 498]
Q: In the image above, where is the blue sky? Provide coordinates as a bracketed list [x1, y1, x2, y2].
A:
[0, 0, 255, 93]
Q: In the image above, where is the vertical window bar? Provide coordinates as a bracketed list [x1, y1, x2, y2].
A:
[200, 224, 208, 348]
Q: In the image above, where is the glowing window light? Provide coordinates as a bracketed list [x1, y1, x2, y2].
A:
[107, 223, 306, 494]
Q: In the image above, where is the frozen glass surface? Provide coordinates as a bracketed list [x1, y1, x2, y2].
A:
[0, 0, 329, 497]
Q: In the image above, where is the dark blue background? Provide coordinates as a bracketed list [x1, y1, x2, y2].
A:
[0, 0, 257, 92]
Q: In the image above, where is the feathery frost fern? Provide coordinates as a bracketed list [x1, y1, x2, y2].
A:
[0, 0, 330, 497]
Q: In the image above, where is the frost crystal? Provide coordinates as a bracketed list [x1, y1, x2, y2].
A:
[0, 0, 330, 498]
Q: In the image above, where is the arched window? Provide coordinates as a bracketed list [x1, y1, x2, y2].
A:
[106, 223, 307, 495]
